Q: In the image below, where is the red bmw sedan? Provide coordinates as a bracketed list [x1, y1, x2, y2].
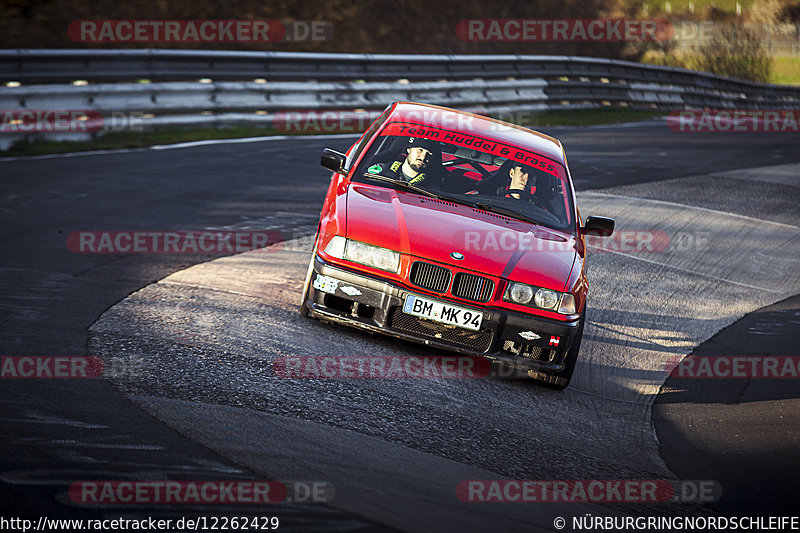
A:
[300, 102, 614, 389]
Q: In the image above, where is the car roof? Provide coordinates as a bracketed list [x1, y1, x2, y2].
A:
[385, 102, 566, 164]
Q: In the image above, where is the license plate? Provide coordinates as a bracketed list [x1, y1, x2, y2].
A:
[402, 294, 483, 331]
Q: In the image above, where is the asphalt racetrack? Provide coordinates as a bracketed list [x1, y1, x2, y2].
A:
[1, 122, 799, 531]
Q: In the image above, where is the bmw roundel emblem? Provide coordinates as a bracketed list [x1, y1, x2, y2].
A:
[451, 251, 464, 260]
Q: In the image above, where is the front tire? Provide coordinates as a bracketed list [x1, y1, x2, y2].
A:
[298, 234, 318, 317]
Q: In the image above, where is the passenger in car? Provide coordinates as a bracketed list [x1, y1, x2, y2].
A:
[504, 163, 534, 199]
[473, 159, 536, 198]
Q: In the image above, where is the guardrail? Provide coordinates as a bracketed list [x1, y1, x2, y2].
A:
[2, 49, 799, 149]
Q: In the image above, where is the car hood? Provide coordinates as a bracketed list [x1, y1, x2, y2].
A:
[345, 184, 577, 290]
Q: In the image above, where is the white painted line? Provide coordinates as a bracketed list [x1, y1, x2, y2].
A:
[756, 251, 800, 263]
[582, 118, 667, 129]
[0, 147, 151, 162]
[0, 121, 672, 162]
[568, 385, 653, 405]
[589, 321, 672, 350]
[587, 244, 782, 293]
[273, 212, 320, 218]
[707, 163, 800, 187]
[0, 133, 362, 162]
[150, 133, 360, 150]
[581, 190, 800, 229]
[0, 418, 109, 429]
[544, 118, 666, 131]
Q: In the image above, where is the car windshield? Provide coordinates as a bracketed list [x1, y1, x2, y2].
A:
[352, 121, 575, 231]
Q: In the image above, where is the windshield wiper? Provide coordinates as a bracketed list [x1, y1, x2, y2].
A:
[363, 172, 440, 199]
[471, 200, 543, 226]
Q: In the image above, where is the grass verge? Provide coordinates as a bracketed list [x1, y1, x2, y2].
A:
[771, 57, 800, 86]
[518, 108, 665, 128]
[1, 109, 666, 158]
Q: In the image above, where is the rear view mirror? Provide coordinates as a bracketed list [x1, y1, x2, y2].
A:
[320, 148, 348, 174]
[581, 216, 615, 237]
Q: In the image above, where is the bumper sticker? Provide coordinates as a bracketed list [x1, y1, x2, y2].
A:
[340, 286, 363, 296]
[313, 274, 340, 295]
[518, 331, 541, 341]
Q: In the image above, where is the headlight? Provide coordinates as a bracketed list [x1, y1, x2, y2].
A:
[504, 282, 576, 315]
[371, 247, 399, 271]
[323, 237, 400, 273]
[534, 288, 559, 310]
[508, 282, 534, 304]
[346, 240, 373, 264]
[345, 240, 400, 273]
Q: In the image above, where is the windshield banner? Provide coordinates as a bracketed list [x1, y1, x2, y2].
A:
[380, 122, 564, 179]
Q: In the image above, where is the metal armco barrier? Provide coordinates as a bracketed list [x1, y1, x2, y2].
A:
[1, 49, 799, 149]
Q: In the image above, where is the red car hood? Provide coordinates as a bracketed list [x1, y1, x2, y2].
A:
[345, 185, 577, 291]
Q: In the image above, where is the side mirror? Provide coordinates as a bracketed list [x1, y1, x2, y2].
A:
[581, 216, 615, 237]
[320, 148, 348, 174]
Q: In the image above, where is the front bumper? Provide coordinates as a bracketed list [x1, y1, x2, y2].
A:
[304, 256, 581, 373]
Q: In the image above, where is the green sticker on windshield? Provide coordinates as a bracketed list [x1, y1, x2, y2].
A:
[368, 164, 382, 174]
